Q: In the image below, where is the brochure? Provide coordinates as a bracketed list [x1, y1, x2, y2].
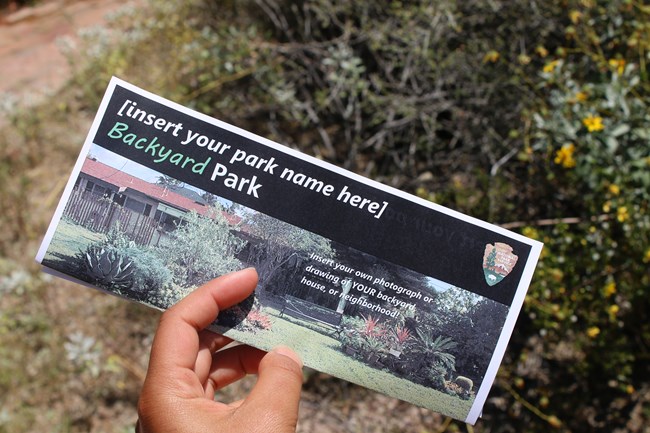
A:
[36, 77, 542, 424]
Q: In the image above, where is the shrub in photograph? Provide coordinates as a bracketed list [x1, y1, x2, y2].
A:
[159, 206, 244, 287]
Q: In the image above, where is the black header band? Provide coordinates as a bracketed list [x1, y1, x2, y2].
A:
[93, 85, 531, 306]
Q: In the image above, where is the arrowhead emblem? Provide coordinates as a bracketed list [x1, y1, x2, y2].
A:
[483, 242, 518, 286]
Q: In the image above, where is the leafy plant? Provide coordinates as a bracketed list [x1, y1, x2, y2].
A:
[413, 330, 457, 374]
[159, 206, 244, 287]
[89, 225, 173, 301]
[360, 314, 387, 339]
[82, 245, 134, 291]
[339, 315, 388, 360]
[242, 211, 334, 288]
[388, 325, 413, 353]
[64, 331, 102, 377]
[124, 245, 172, 293]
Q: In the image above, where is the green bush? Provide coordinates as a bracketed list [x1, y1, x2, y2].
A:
[123, 244, 173, 297]
[158, 205, 244, 287]
[100, 225, 173, 297]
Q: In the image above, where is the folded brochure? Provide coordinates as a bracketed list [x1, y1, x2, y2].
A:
[36, 77, 542, 424]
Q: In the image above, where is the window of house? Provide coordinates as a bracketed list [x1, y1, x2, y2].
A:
[124, 198, 145, 214]
[94, 185, 107, 197]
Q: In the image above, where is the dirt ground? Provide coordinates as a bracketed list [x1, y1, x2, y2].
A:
[0, 0, 131, 102]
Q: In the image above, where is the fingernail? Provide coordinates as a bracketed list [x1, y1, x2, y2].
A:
[238, 267, 258, 275]
[273, 345, 303, 369]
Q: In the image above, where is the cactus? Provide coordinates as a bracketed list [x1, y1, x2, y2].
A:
[83, 245, 134, 290]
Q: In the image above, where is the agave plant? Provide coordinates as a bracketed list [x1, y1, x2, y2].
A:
[83, 245, 134, 290]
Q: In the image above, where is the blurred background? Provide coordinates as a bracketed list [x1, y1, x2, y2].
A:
[0, 0, 648, 432]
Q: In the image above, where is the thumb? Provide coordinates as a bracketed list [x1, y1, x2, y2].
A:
[240, 347, 303, 432]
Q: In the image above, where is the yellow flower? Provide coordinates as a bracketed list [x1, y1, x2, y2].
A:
[608, 184, 620, 196]
[569, 10, 582, 24]
[522, 226, 540, 240]
[583, 115, 604, 132]
[626, 384, 635, 394]
[587, 326, 600, 338]
[617, 206, 629, 223]
[514, 377, 525, 389]
[643, 248, 650, 263]
[603, 201, 612, 213]
[575, 91, 588, 102]
[554, 143, 576, 168]
[536, 46, 549, 58]
[609, 58, 626, 75]
[543, 59, 560, 73]
[604, 281, 617, 297]
[608, 304, 620, 319]
[483, 50, 500, 63]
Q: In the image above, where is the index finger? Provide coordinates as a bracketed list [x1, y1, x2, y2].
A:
[149, 268, 259, 371]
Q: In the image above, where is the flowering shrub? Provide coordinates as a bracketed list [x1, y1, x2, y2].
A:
[504, 2, 650, 431]
[339, 315, 388, 360]
[389, 325, 413, 353]
[243, 307, 273, 332]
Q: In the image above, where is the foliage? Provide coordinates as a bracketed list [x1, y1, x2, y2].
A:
[340, 312, 461, 391]
[92, 225, 173, 303]
[390, 325, 413, 352]
[155, 175, 185, 188]
[242, 211, 333, 286]
[64, 331, 103, 378]
[158, 205, 244, 287]
[339, 315, 388, 360]
[80, 245, 134, 291]
[412, 330, 458, 375]
[498, 1, 650, 431]
[122, 244, 173, 298]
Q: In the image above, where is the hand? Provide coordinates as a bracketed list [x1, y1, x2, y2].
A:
[136, 268, 303, 433]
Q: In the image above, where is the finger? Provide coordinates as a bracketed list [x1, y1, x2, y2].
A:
[203, 345, 267, 396]
[148, 268, 258, 372]
[195, 330, 234, 385]
[238, 346, 303, 430]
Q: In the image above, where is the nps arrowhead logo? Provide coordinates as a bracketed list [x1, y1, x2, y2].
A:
[483, 242, 518, 286]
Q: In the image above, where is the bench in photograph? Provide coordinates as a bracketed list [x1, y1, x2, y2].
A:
[279, 295, 343, 335]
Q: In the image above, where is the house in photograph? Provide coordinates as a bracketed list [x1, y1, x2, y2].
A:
[66, 156, 238, 246]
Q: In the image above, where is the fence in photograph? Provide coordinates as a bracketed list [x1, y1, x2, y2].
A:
[63, 188, 162, 246]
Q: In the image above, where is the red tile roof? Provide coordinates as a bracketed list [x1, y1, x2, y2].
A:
[80, 157, 241, 225]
